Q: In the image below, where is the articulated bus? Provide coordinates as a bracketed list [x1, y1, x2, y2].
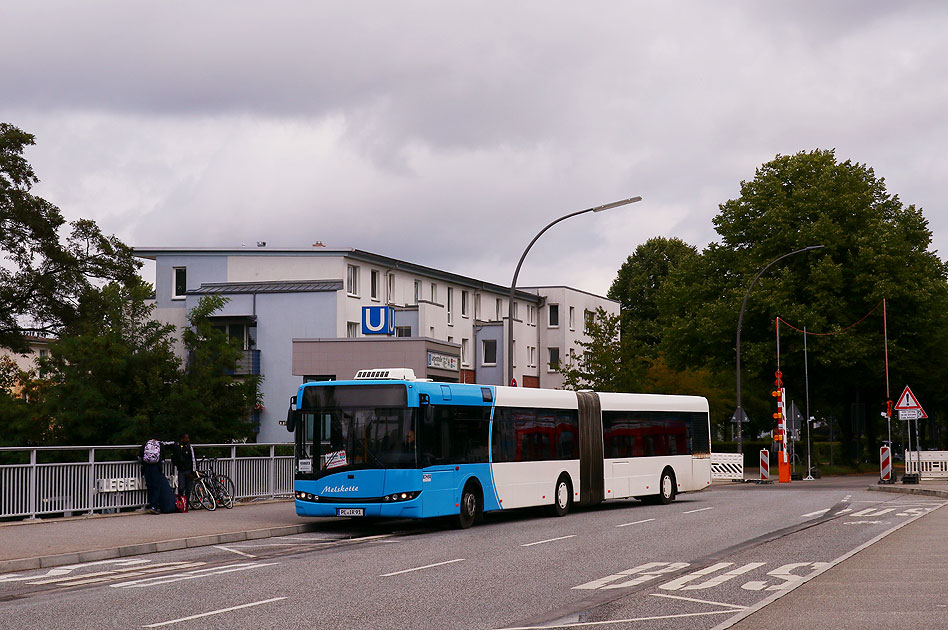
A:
[285, 368, 711, 528]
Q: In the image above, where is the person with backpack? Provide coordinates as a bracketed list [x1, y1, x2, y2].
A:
[140, 436, 175, 514]
[170, 434, 196, 512]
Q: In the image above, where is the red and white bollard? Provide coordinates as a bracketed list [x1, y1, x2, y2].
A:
[880, 445, 892, 482]
[760, 449, 770, 481]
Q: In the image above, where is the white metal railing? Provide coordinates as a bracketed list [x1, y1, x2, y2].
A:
[0, 443, 294, 520]
[710, 452, 744, 481]
[904, 450, 948, 479]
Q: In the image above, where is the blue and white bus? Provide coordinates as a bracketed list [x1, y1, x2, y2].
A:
[286, 368, 711, 528]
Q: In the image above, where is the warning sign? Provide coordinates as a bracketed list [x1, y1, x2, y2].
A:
[894, 385, 927, 419]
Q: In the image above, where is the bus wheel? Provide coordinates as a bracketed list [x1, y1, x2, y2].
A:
[551, 475, 572, 517]
[456, 484, 480, 529]
[657, 468, 676, 505]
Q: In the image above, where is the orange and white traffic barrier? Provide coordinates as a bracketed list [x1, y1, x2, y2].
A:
[760, 449, 770, 480]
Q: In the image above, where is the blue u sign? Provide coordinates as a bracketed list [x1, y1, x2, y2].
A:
[362, 306, 395, 335]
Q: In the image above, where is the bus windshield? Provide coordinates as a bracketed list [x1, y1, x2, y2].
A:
[298, 385, 416, 473]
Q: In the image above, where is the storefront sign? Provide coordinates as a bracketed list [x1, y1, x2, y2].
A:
[427, 352, 459, 371]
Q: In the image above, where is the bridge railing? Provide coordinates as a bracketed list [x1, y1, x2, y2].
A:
[0, 443, 294, 520]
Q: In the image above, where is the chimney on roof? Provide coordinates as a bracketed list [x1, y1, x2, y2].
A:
[313, 241, 325, 247]
[257, 241, 266, 248]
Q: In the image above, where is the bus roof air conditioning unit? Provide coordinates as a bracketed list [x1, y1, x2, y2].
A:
[354, 368, 417, 381]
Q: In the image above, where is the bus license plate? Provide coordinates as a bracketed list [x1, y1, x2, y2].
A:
[337, 508, 364, 517]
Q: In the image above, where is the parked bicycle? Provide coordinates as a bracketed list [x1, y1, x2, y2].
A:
[189, 458, 236, 510]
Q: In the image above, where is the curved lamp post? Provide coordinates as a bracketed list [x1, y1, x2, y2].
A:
[507, 196, 642, 387]
[735, 244, 824, 453]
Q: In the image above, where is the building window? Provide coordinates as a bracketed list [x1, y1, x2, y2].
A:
[430, 283, 437, 303]
[172, 267, 187, 300]
[474, 294, 481, 320]
[512, 301, 518, 321]
[527, 346, 536, 367]
[569, 306, 575, 330]
[584, 309, 595, 333]
[387, 274, 396, 304]
[461, 338, 470, 366]
[413, 280, 421, 305]
[347, 265, 359, 296]
[396, 326, 412, 337]
[347, 322, 359, 338]
[527, 305, 536, 325]
[549, 304, 559, 327]
[447, 287, 454, 324]
[461, 291, 469, 317]
[482, 339, 497, 365]
[495, 298, 503, 321]
[370, 269, 380, 300]
[548, 347, 560, 371]
[512, 340, 516, 368]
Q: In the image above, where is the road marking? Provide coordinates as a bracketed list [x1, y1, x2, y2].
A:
[844, 520, 885, 525]
[616, 518, 655, 528]
[496, 608, 737, 629]
[522, 535, 576, 547]
[112, 562, 278, 588]
[142, 597, 286, 627]
[574, 562, 689, 590]
[650, 593, 746, 609]
[741, 562, 829, 591]
[659, 562, 765, 591]
[851, 508, 895, 517]
[25, 562, 201, 585]
[380, 558, 464, 577]
[682, 507, 714, 514]
[214, 545, 256, 558]
[801, 508, 829, 518]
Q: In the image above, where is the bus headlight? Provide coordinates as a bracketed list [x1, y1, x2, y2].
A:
[382, 491, 419, 502]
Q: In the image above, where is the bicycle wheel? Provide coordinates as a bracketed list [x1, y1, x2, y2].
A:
[193, 479, 217, 511]
[216, 475, 236, 509]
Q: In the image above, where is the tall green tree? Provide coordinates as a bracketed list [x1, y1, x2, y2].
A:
[0, 123, 139, 353]
[37, 278, 181, 445]
[661, 149, 948, 457]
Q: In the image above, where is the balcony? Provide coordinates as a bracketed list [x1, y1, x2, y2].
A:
[234, 349, 261, 376]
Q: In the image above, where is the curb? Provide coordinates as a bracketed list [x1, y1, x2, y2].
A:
[0, 520, 343, 575]
[866, 484, 948, 499]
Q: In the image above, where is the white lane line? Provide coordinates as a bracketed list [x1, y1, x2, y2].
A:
[214, 545, 256, 558]
[521, 535, 577, 547]
[380, 558, 465, 577]
[802, 508, 830, 518]
[495, 608, 736, 629]
[683, 507, 714, 514]
[650, 593, 746, 610]
[142, 597, 287, 627]
[616, 518, 655, 528]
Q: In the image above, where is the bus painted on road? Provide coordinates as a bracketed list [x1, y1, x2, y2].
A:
[286, 368, 711, 527]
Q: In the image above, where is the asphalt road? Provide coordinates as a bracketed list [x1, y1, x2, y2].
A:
[1, 477, 943, 630]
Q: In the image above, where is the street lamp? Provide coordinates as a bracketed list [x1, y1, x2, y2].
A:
[507, 196, 643, 387]
[735, 245, 824, 453]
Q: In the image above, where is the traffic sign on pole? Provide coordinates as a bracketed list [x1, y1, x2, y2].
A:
[880, 446, 892, 482]
[894, 385, 927, 418]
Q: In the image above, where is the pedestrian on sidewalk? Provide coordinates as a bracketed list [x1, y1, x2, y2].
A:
[171, 434, 196, 512]
[140, 436, 176, 514]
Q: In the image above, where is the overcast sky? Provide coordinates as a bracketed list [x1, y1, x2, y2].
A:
[3, 1, 947, 296]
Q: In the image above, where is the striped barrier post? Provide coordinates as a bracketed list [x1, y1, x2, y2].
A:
[880, 445, 892, 482]
[760, 449, 770, 481]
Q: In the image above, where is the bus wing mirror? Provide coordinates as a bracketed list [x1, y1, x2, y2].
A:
[286, 395, 298, 432]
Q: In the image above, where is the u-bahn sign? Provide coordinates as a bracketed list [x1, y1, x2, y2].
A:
[362, 306, 395, 335]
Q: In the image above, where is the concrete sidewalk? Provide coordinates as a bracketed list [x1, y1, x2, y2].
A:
[0, 500, 340, 573]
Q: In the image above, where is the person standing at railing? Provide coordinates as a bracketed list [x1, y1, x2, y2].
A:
[140, 436, 175, 514]
[170, 434, 196, 512]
